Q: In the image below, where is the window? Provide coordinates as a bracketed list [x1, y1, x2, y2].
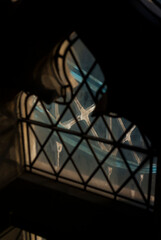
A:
[19, 32, 157, 210]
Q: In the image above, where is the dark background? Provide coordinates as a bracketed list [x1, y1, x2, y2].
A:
[0, 1, 161, 239]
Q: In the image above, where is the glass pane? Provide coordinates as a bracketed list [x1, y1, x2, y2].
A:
[72, 140, 98, 181]
[89, 139, 112, 162]
[29, 99, 51, 125]
[107, 117, 131, 141]
[88, 116, 113, 141]
[121, 125, 148, 150]
[87, 64, 105, 96]
[71, 39, 95, 73]
[44, 132, 68, 171]
[58, 132, 81, 153]
[121, 148, 147, 171]
[102, 148, 131, 191]
[59, 161, 83, 183]
[28, 126, 40, 163]
[58, 108, 81, 132]
[31, 125, 51, 145]
[45, 102, 66, 124]
[33, 151, 54, 173]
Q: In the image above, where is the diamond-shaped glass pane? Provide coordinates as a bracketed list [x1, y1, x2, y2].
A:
[58, 108, 81, 132]
[121, 148, 147, 172]
[102, 148, 131, 191]
[88, 139, 112, 162]
[44, 132, 68, 172]
[106, 117, 131, 141]
[71, 38, 95, 73]
[72, 140, 98, 181]
[88, 116, 113, 141]
[31, 124, 51, 145]
[59, 132, 81, 154]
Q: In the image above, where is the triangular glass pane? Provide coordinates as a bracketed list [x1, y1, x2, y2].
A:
[118, 179, 145, 204]
[33, 151, 54, 173]
[102, 148, 131, 191]
[59, 132, 81, 153]
[44, 131, 68, 172]
[88, 140, 112, 162]
[58, 108, 81, 132]
[72, 140, 98, 181]
[31, 124, 51, 145]
[87, 169, 112, 193]
[105, 116, 131, 141]
[121, 125, 148, 150]
[28, 126, 40, 162]
[29, 100, 51, 124]
[121, 148, 147, 172]
[59, 160, 83, 183]
[88, 116, 113, 141]
[70, 84, 95, 132]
